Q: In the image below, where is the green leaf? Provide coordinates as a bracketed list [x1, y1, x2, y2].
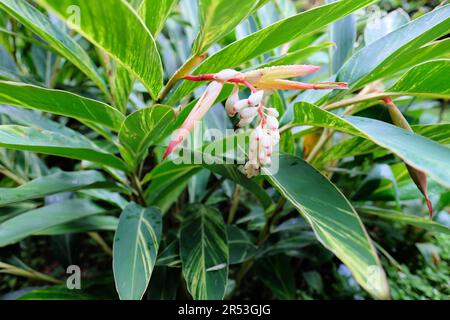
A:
[138, 0, 176, 36]
[79, 189, 129, 209]
[0, 43, 17, 72]
[156, 240, 181, 268]
[193, 0, 260, 54]
[328, 0, 356, 73]
[384, 38, 450, 77]
[388, 59, 450, 99]
[147, 267, 180, 300]
[0, 105, 96, 141]
[257, 42, 335, 68]
[110, 63, 134, 113]
[0, 170, 110, 206]
[0, 81, 125, 131]
[113, 203, 162, 300]
[37, 215, 119, 235]
[254, 255, 296, 300]
[260, 231, 317, 257]
[227, 225, 257, 264]
[357, 206, 450, 235]
[180, 204, 228, 300]
[146, 166, 200, 214]
[37, 0, 163, 99]
[17, 286, 95, 300]
[293, 103, 450, 188]
[0, 199, 104, 247]
[119, 105, 175, 169]
[0, 125, 127, 170]
[207, 164, 272, 209]
[369, 163, 449, 202]
[364, 8, 410, 45]
[337, 5, 450, 90]
[144, 131, 272, 210]
[107, 0, 163, 113]
[0, 0, 108, 95]
[167, 0, 377, 104]
[318, 123, 450, 164]
[263, 155, 389, 299]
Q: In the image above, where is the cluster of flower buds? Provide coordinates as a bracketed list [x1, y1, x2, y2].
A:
[163, 65, 348, 178]
[244, 110, 281, 177]
[223, 83, 281, 177]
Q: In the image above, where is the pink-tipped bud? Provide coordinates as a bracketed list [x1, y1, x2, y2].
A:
[238, 116, 255, 127]
[225, 85, 239, 117]
[248, 134, 259, 165]
[234, 99, 250, 113]
[243, 65, 321, 84]
[260, 65, 321, 80]
[265, 144, 273, 156]
[249, 134, 258, 150]
[248, 90, 264, 106]
[258, 148, 267, 163]
[215, 69, 241, 82]
[266, 108, 279, 118]
[266, 116, 279, 130]
[260, 130, 271, 149]
[240, 107, 258, 119]
[254, 126, 263, 141]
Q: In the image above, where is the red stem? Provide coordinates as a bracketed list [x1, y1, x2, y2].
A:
[258, 103, 266, 127]
[183, 74, 216, 81]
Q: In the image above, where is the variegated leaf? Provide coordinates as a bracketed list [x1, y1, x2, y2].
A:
[113, 203, 162, 300]
[263, 155, 389, 300]
[180, 204, 229, 300]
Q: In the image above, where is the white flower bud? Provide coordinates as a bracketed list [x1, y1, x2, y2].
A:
[260, 130, 271, 149]
[237, 116, 255, 127]
[258, 148, 267, 163]
[248, 131, 259, 163]
[215, 69, 241, 81]
[269, 129, 280, 145]
[248, 149, 258, 166]
[265, 142, 273, 156]
[266, 108, 279, 118]
[249, 136, 258, 152]
[259, 138, 268, 159]
[234, 99, 250, 112]
[266, 115, 279, 130]
[225, 85, 239, 117]
[248, 90, 264, 106]
[254, 126, 263, 141]
[240, 107, 258, 119]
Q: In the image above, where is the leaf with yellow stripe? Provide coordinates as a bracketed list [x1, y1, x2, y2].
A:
[180, 204, 229, 300]
[263, 155, 389, 300]
[119, 105, 175, 170]
[113, 203, 162, 300]
[293, 102, 450, 189]
[37, 0, 163, 99]
[0, 0, 108, 95]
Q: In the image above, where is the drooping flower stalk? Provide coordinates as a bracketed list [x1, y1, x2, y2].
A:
[163, 65, 348, 177]
[162, 80, 224, 159]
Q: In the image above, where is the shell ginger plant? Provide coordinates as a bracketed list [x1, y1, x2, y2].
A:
[0, 0, 449, 301]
